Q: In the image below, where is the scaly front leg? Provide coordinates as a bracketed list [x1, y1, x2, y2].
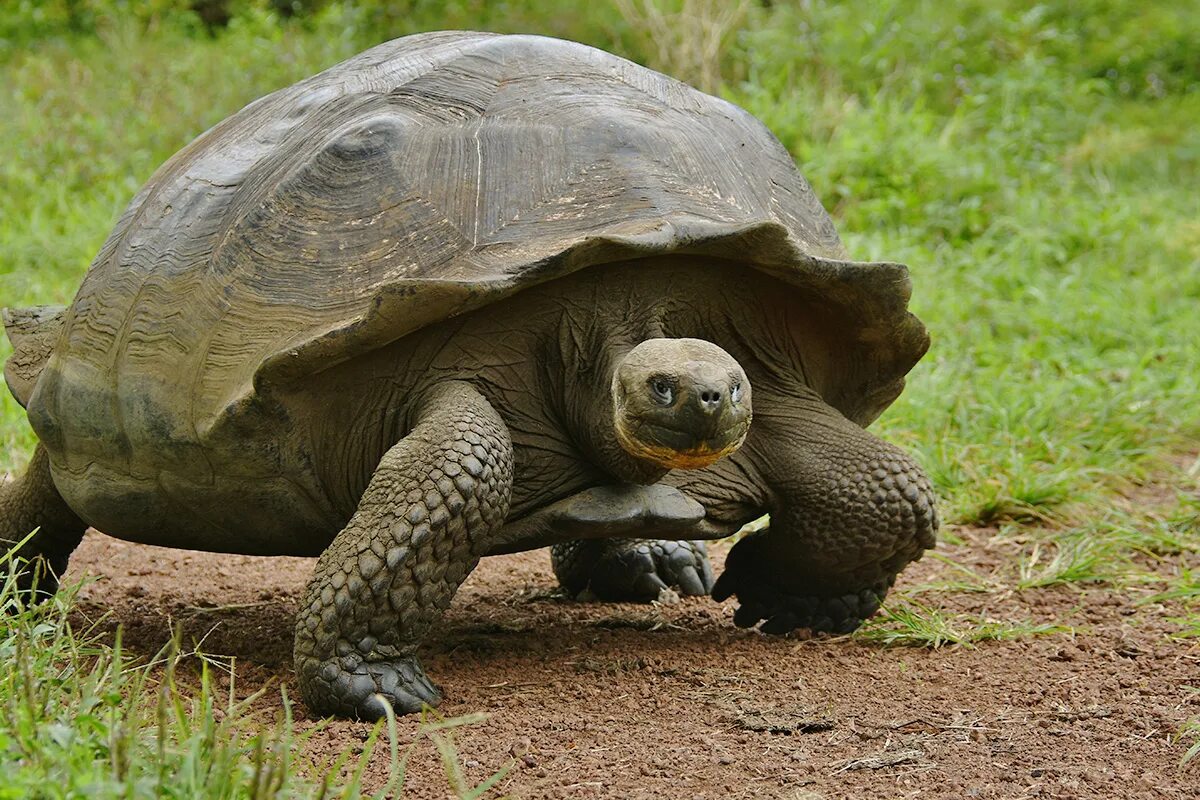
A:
[710, 403, 938, 634]
[293, 381, 513, 720]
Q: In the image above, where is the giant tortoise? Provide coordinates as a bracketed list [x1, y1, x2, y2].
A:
[0, 32, 937, 719]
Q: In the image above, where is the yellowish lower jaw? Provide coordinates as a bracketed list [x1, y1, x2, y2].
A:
[616, 424, 747, 470]
[648, 443, 739, 470]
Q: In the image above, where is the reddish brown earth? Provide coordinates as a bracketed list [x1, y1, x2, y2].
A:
[66, 524, 1199, 799]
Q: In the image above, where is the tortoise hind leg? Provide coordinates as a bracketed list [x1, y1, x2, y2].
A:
[293, 381, 513, 720]
[1, 444, 86, 597]
[551, 538, 714, 601]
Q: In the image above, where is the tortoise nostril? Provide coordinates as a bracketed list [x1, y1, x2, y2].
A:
[698, 389, 722, 408]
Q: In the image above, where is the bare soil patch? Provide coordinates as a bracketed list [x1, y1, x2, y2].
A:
[66, 528, 1198, 799]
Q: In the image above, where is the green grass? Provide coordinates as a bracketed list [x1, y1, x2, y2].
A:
[1180, 685, 1200, 767]
[1, 553, 319, 797]
[852, 600, 1071, 649]
[0, 547, 509, 798]
[1182, 720, 1200, 766]
[903, 551, 1005, 595]
[3, 0, 1200, 781]
[1014, 534, 1129, 590]
[1146, 564, 1200, 635]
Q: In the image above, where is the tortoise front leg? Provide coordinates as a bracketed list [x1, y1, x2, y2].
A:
[293, 381, 513, 720]
[709, 405, 938, 634]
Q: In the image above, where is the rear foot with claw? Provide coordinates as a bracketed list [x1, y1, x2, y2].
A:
[302, 654, 441, 720]
[553, 538, 715, 601]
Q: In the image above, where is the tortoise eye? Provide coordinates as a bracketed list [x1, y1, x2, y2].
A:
[649, 377, 674, 405]
[730, 382, 743, 404]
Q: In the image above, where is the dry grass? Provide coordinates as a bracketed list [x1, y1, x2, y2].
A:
[612, 0, 750, 92]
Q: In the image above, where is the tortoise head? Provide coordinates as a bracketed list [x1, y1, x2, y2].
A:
[611, 338, 751, 470]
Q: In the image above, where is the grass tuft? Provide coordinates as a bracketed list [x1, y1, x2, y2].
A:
[904, 551, 1006, 595]
[1182, 722, 1200, 766]
[1, 563, 313, 797]
[1015, 535, 1127, 590]
[853, 600, 1071, 649]
[1180, 689, 1200, 766]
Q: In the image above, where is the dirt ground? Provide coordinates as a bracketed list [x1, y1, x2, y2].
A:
[66, 523, 1198, 799]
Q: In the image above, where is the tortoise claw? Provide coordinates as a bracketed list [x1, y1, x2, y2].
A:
[557, 539, 715, 601]
[305, 655, 442, 720]
[590, 539, 715, 600]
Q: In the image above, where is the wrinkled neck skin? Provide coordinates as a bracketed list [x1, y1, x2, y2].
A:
[303, 255, 936, 591]
[548, 294, 670, 487]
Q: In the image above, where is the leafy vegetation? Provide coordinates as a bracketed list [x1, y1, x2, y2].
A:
[2, 0, 1198, 785]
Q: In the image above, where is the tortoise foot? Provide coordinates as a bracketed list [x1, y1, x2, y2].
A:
[554, 538, 715, 601]
[303, 655, 442, 721]
[712, 533, 895, 635]
[715, 575, 893, 635]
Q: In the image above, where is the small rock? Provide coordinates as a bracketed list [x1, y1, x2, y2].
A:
[509, 736, 532, 758]
[730, 707, 835, 735]
[836, 748, 924, 772]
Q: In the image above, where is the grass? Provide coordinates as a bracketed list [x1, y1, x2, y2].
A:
[612, 0, 750, 93]
[903, 551, 1005, 595]
[1182, 720, 1200, 766]
[2, 0, 1200, 781]
[1181, 688, 1200, 767]
[0, 547, 510, 798]
[1014, 534, 1128, 590]
[852, 600, 1071, 649]
[1146, 565, 1200, 620]
[1, 555, 309, 797]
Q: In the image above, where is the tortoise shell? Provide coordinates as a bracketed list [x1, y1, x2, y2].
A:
[46, 31, 927, 435]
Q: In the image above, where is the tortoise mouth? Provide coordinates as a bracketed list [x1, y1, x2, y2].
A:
[609, 336, 752, 471]
[615, 417, 750, 470]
